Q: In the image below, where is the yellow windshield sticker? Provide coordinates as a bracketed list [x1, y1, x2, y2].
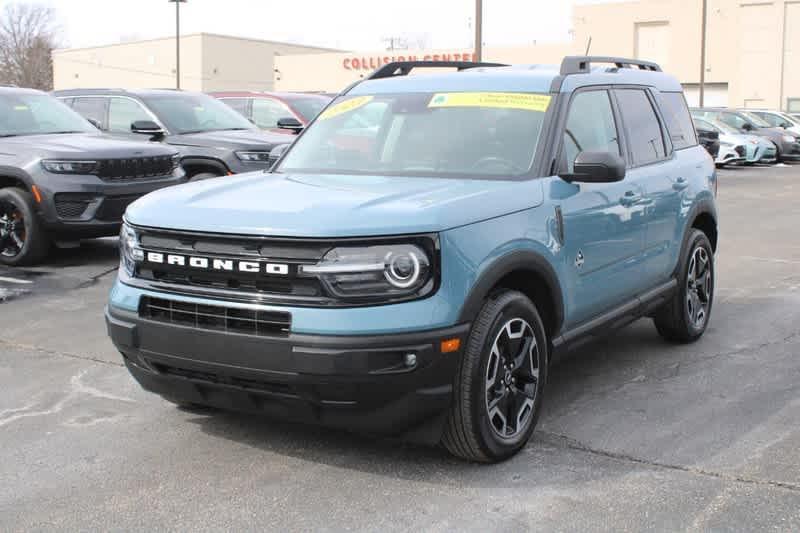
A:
[428, 92, 551, 112]
[13, 105, 28, 111]
[318, 96, 373, 120]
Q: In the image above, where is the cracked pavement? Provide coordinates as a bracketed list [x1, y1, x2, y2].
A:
[1, 165, 799, 531]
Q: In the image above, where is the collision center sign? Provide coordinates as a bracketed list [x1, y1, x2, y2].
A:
[343, 52, 479, 71]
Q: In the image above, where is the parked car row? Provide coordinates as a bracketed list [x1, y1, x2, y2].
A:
[691, 107, 800, 166]
[0, 86, 330, 265]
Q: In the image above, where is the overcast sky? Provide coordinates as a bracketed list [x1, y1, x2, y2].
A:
[1, 0, 614, 51]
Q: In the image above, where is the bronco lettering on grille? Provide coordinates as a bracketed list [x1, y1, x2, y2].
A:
[145, 252, 289, 275]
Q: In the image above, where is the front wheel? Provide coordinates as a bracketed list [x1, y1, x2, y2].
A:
[0, 187, 50, 266]
[442, 290, 548, 462]
[654, 229, 715, 343]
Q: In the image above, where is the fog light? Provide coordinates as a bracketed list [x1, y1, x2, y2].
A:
[404, 353, 417, 367]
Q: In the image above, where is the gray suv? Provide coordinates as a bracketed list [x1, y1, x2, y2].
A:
[55, 89, 294, 180]
[0, 87, 185, 266]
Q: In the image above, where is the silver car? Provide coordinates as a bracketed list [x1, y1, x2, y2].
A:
[693, 117, 776, 166]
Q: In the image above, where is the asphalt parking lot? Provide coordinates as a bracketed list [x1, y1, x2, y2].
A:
[1, 164, 799, 531]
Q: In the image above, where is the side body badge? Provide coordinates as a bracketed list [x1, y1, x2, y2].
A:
[575, 250, 584, 269]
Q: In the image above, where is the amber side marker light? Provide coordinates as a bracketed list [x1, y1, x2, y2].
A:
[31, 185, 43, 203]
[440, 338, 461, 353]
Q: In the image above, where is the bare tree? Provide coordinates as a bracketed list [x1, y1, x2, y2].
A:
[0, 3, 58, 90]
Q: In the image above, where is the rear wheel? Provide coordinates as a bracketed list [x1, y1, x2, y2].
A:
[442, 290, 547, 462]
[654, 230, 714, 343]
[0, 187, 50, 266]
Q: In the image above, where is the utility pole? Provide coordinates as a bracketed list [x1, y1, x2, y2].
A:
[699, 0, 707, 107]
[168, 0, 187, 89]
[474, 0, 483, 61]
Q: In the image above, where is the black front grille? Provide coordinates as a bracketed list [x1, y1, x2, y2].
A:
[95, 195, 141, 222]
[148, 361, 297, 396]
[139, 296, 291, 337]
[97, 156, 174, 181]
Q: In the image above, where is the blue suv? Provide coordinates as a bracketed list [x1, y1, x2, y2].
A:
[106, 57, 718, 462]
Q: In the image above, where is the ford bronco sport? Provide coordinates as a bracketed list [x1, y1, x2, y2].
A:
[106, 57, 719, 462]
[0, 87, 185, 266]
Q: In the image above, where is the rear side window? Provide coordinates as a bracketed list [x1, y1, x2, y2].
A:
[659, 92, 697, 149]
[615, 89, 667, 166]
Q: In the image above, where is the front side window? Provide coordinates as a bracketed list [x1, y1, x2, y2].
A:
[0, 92, 97, 137]
[659, 92, 697, 149]
[738, 111, 771, 128]
[561, 90, 620, 173]
[616, 89, 667, 166]
[219, 98, 250, 118]
[289, 97, 331, 122]
[108, 98, 153, 132]
[141, 93, 254, 134]
[277, 91, 551, 179]
[252, 98, 293, 129]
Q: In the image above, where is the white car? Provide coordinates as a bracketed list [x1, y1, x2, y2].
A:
[693, 117, 777, 166]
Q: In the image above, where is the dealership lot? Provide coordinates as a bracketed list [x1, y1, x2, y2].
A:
[1, 165, 799, 530]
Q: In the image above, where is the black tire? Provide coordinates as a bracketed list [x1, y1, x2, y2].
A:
[442, 290, 548, 462]
[0, 187, 50, 266]
[653, 229, 714, 343]
[189, 172, 222, 181]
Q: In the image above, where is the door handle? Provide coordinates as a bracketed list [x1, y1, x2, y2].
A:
[673, 177, 689, 191]
[620, 190, 643, 206]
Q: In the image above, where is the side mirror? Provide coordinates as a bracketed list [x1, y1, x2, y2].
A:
[87, 118, 103, 130]
[741, 122, 754, 131]
[277, 117, 303, 134]
[131, 120, 164, 137]
[560, 151, 626, 183]
[781, 122, 792, 129]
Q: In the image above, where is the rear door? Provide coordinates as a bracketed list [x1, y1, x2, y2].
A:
[557, 88, 648, 327]
[613, 87, 684, 288]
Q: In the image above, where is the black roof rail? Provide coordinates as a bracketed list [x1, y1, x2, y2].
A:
[560, 56, 662, 75]
[367, 60, 507, 80]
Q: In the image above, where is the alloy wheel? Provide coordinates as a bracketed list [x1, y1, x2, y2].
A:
[0, 199, 26, 258]
[686, 246, 712, 329]
[484, 318, 540, 440]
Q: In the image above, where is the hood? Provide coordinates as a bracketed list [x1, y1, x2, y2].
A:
[167, 129, 294, 151]
[126, 172, 545, 237]
[0, 133, 177, 159]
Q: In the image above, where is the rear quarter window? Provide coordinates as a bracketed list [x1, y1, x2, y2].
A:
[659, 92, 697, 150]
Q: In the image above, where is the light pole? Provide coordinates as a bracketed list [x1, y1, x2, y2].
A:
[474, 0, 483, 61]
[168, 0, 187, 89]
[699, 0, 707, 107]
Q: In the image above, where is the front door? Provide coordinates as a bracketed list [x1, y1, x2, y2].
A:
[556, 88, 648, 328]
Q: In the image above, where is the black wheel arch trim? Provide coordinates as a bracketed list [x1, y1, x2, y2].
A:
[457, 250, 565, 337]
[0, 167, 34, 192]
[179, 157, 230, 176]
[676, 198, 718, 277]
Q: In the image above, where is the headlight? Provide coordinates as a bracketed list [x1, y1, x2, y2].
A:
[119, 222, 143, 276]
[41, 160, 98, 174]
[301, 243, 434, 301]
[235, 151, 271, 162]
[783, 135, 796, 143]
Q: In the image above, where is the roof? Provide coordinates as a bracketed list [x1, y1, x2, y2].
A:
[53, 32, 343, 54]
[208, 91, 332, 101]
[349, 63, 683, 96]
[53, 88, 201, 98]
[0, 86, 45, 95]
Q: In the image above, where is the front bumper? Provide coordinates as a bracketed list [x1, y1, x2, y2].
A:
[33, 170, 187, 238]
[106, 304, 469, 442]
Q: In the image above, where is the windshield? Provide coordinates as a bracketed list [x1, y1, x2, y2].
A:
[277, 91, 550, 178]
[290, 97, 331, 122]
[738, 111, 771, 128]
[0, 92, 97, 137]
[142, 92, 255, 134]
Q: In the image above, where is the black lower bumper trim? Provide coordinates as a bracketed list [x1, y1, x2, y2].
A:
[106, 305, 469, 442]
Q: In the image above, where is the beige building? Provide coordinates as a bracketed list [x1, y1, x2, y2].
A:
[274, 0, 800, 111]
[52, 1, 800, 111]
[52, 33, 339, 92]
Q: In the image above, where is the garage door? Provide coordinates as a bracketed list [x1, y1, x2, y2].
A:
[682, 83, 729, 107]
[635, 21, 670, 68]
